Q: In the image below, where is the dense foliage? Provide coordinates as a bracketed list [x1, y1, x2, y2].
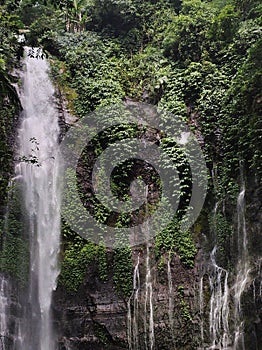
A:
[0, 3, 22, 210]
[0, 0, 261, 297]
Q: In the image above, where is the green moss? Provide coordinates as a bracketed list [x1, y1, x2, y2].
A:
[97, 242, 108, 282]
[0, 188, 30, 286]
[156, 220, 197, 268]
[178, 285, 192, 322]
[113, 247, 133, 297]
[94, 323, 110, 345]
[209, 211, 233, 268]
[0, 104, 18, 209]
[59, 238, 108, 292]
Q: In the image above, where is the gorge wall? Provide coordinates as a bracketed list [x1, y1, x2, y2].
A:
[0, 1, 261, 349]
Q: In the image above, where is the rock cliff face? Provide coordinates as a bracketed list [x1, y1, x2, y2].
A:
[53, 171, 262, 350]
[242, 175, 262, 349]
[0, 273, 22, 350]
[54, 254, 130, 350]
[2, 96, 261, 350]
[54, 248, 203, 350]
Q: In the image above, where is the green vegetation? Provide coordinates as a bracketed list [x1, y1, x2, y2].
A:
[59, 221, 108, 292]
[156, 219, 197, 268]
[0, 188, 29, 285]
[208, 211, 233, 268]
[178, 285, 192, 322]
[59, 239, 99, 292]
[0, 0, 261, 306]
[0, 3, 22, 210]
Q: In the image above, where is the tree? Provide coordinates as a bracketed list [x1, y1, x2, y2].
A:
[57, 0, 92, 32]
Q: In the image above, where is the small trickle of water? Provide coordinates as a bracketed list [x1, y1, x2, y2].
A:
[199, 276, 204, 346]
[0, 276, 9, 350]
[167, 258, 175, 345]
[259, 260, 262, 299]
[128, 255, 140, 350]
[207, 200, 230, 349]
[209, 246, 230, 349]
[143, 186, 155, 350]
[144, 244, 154, 350]
[233, 177, 251, 350]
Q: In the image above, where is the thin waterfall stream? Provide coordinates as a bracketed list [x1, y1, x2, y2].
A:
[127, 185, 155, 350]
[127, 254, 140, 350]
[167, 256, 175, 347]
[233, 171, 251, 350]
[0, 276, 11, 350]
[144, 243, 154, 350]
[208, 245, 230, 349]
[15, 47, 61, 350]
[143, 185, 155, 350]
[205, 200, 230, 350]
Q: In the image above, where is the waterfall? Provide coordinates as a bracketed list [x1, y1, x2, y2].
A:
[233, 174, 251, 350]
[143, 185, 155, 350]
[144, 244, 154, 350]
[207, 202, 230, 349]
[167, 257, 175, 346]
[0, 276, 9, 350]
[259, 260, 262, 299]
[0, 196, 11, 350]
[127, 254, 140, 350]
[128, 185, 155, 350]
[199, 276, 204, 347]
[209, 246, 230, 349]
[16, 47, 61, 350]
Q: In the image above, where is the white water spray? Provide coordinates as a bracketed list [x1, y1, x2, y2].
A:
[199, 276, 204, 346]
[167, 257, 175, 345]
[16, 47, 61, 350]
[233, 174, 251, 350]
[128, 255, 141, 350]
[208, 201, 230, 349]
[144, 244, 154, 350]
[0, 276, 10, 350]
[209, 246, 230, 349]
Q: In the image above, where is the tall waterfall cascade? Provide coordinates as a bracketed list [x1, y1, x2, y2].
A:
[15, 47, 62, 350]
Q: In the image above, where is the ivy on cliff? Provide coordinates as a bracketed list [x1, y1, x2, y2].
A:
[0, 0, 261, 301]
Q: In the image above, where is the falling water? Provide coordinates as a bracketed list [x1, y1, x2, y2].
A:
[127, 246, 155, 350]
[199, 276, 204, 347]
[208, 201, 230, 349]
[259, 260, 262, 299]
[209, 246, 230, 349]
[0, 276, 10, 349]
[167, 257, 175, 345]
[0, 196, 12, 350]
[16, 47, 61, 350]
[144, 244, 154, 350]
[127, 186, 155, 350]
[127, 255, 140, 350]
[233, 174, 250, 350]
[143, 185, 155, 350]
